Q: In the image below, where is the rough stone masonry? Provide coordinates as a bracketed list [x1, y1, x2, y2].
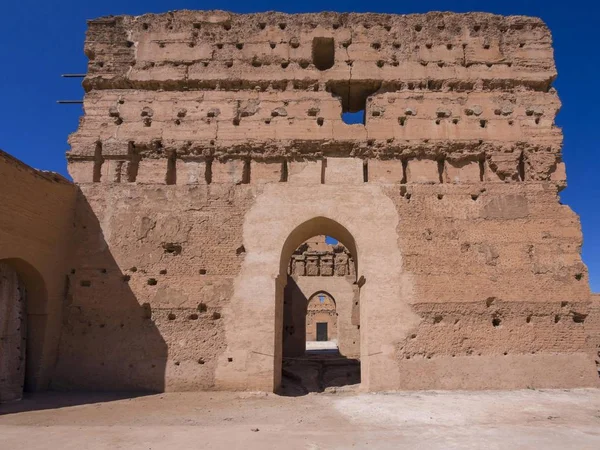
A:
[1, 10, 599, 401]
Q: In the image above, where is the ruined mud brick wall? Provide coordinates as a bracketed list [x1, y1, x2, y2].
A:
[0, 150, 76, 396]
[288, 237, 355, 277]
[60, 10, 599, 391]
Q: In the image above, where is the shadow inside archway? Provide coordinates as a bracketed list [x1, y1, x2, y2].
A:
[279, 350, 361, 397]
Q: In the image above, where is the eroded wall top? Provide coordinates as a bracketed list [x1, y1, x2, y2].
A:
[68, 11, 563, 188]
[83, 10, 555, 91]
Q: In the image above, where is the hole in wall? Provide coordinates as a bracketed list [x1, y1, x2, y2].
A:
[342, 110, 365, 125]
[312, 37, 335, 71]
[93, 142, 104, 183]
[572, 312, 587, 324]
[363, 160, 368, 182]
[162, 243, 182, 255]
[166, 152, 177, 185]
[198, 303, 208, 312]
[242, 160, 251, 184]
[127, 143, 140, 182]
[147, 278, 158, 286]
[492, 318, 501, 327]
[401, 160, 408, 184]
[479, 158, 485, 182]
[328, 80, 380, 115]
[205, 159, 212, 184]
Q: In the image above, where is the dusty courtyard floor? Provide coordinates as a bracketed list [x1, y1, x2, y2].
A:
[1, 389, 600, 449]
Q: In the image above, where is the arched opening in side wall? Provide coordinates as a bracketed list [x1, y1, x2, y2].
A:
[276, 217, 362, 396]
[0, 259, 47, 403]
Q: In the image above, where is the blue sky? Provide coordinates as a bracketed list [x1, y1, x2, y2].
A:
[1, 0, 598, 291]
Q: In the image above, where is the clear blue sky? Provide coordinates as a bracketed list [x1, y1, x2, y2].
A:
[1, 0, 598, 291]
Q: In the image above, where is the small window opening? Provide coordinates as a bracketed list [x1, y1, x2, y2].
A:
[312, 37, 335, 71]
[280, 160, 288, 182]
[363, 160, 368, 182]
[242, 159, 251, 184]
[127, 142, 140, 182]
[166, 152, 177, 185]
[205, 158, 213, 184]
[329, 81, 380, 126]
[93, 141, 104, 182]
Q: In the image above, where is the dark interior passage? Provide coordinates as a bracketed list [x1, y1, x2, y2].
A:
[279, 235, 360, 396]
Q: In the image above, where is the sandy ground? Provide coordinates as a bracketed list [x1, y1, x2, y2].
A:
[1, 389, 600, 449]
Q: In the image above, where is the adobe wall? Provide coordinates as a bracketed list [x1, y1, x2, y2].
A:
[0, 150, 76, 395]
[56, 10, 600, 392]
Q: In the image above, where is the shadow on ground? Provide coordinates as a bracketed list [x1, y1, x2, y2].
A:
[0, 392, 153, 416]
[279, 349, 360, 397]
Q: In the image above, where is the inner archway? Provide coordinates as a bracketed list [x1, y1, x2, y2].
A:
[306, 291, 337, 349]
[276, 218, 362, 395]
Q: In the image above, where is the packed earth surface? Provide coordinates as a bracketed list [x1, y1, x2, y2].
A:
[2, 389, 600, 449]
